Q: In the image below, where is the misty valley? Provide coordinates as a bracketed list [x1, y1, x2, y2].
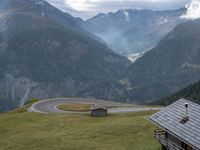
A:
[1, 0, 200, 150]
[0, 0, 200, 112]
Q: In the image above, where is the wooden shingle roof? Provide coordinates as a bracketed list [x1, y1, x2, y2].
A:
[150, 98, 200, 149]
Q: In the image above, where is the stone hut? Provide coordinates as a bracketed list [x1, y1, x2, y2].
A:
[91, 105, 107, 117]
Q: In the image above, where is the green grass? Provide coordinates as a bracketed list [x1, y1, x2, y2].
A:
[0, 111, 160, 150]
[25, 98, 40, 108]
[57, 103, 92, 112]
[9, 98, 40, 114]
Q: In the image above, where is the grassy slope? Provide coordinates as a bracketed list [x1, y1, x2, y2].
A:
[0, 111, 159, 150]
[57, 103, 92, 112]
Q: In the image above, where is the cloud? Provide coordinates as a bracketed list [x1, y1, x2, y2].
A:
[64, 0, 97, 11]
[46, 0, 189, 19]
[181, 0, 200, 20]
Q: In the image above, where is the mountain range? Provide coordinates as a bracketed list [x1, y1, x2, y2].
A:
[1, 0, 200, 112]
[126, 19, 200, 102]
[0, 0, 130, 112]
[81, 8, 186, 56]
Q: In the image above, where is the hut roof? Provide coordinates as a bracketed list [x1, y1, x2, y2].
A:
[150, 98, 200, 149]
[91, 105, 107, 111]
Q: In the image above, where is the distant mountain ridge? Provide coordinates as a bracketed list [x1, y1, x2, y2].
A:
[80, 8, 186, 56]
[0, 0, 130, 112]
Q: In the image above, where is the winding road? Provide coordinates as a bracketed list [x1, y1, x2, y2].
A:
[29, 98, 161, 114]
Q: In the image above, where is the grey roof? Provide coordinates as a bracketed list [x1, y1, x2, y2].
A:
[150, 98, 200, 149]
[91, 105, 107, 111]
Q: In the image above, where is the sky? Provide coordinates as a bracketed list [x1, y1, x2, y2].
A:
[45, 0, 199, 20]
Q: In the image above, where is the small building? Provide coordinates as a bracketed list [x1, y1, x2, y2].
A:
[150, 98, 200, 150]
[91, 105, 107, 117]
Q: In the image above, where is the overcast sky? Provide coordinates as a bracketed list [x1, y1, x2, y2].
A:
[45, 0, 191, 19]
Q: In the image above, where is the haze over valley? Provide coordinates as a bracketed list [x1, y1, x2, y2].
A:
[1, 1, 200, 150]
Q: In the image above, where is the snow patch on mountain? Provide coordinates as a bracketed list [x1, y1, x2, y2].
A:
[158, 17, 168, 25]
[0, 11, 8, 19]
[128, 52, 144, 63]
[0, 11, 9, 31]
[0, 13, 3, 18]
[97, 14, 106, 19]
[124, 11, 130, 21]
[182, 63, 200, 70]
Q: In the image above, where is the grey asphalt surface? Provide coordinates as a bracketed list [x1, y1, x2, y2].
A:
[29, 98, 161, 114]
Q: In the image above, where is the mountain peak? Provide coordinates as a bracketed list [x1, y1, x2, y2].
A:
[83, 8, 185, 55]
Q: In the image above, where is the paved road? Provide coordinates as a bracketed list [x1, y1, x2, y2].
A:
[29, 98, 161, 114]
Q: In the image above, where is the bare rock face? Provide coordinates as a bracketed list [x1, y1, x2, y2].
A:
[0, 74, 37, 110]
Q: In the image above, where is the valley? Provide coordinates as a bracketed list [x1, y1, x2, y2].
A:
[1, 0, 200, 149]
[81, 8, 185, 56]
[1, 0, 200, 113]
